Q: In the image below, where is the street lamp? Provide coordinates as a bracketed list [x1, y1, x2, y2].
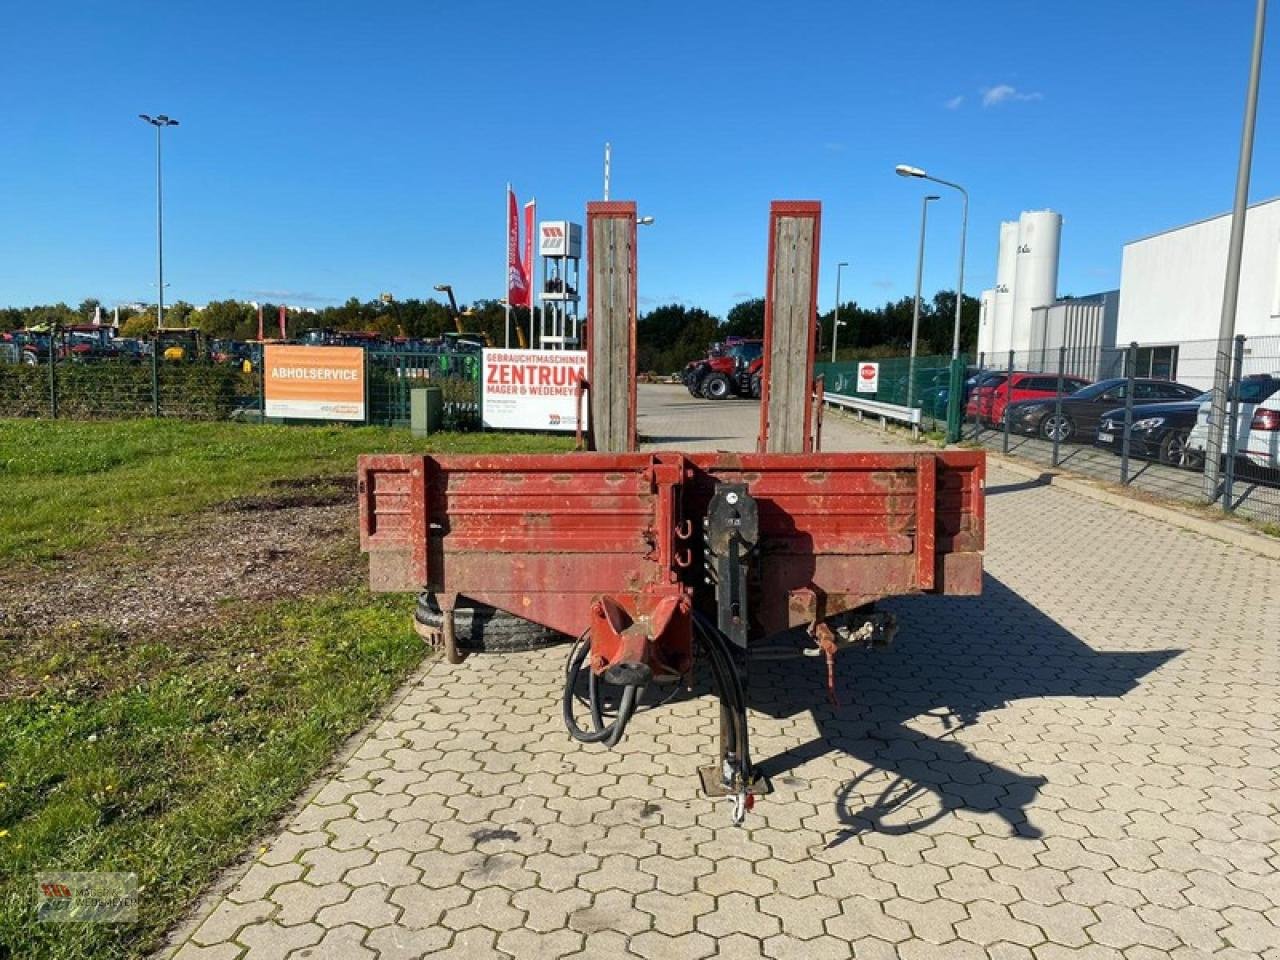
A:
[895, 165, 968, 360]
[907, 195, 940, 408]
[636, 216, 655, 225]
[831, 262, 849, 362]
[139, 114, 179, 331]
[897, 163, 969, 440]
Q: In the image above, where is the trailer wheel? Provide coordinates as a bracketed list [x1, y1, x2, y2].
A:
[702, 373, 731, 400]
[414, 593, 568, 653]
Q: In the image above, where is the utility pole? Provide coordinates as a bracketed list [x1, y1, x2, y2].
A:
[907, 195, 940, 408]
[831, 262, 848, 362]
[1205, 0, 1267, 501]
[139, 114, 179, 330]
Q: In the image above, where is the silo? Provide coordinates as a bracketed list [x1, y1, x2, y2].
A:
[992, 221, 1019, 356]
[1011, 210, 1062, 359]
[978, 288, 996, 361]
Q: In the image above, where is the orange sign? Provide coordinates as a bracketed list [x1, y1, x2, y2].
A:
[264, 345, 366, 421]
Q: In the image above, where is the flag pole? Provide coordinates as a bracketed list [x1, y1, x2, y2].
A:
[504, 183, 512, 349]
[525, 197, 536, 350]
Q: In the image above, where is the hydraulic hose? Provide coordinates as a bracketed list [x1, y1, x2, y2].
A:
[562, 632, 643, 748]
[692, 611, 752, 786]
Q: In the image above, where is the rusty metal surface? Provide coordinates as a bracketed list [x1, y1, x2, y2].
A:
[357, 449, 984, 640]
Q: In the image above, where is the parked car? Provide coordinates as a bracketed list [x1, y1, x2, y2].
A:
[1095, 392, 1212, 468]
[1004, 377, 1203, 443]
[927, 370, 1001, 420]
[966, 372, 1090, 425]
[1186, 374, 1280, 469]
[1237, 389, 1280, 476]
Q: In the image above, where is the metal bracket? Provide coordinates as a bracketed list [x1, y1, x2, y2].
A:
[703, 483, 758, 649]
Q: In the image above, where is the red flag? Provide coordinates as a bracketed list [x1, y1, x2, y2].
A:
[523, 200, 535, 300]
[507, 186, 530, 307]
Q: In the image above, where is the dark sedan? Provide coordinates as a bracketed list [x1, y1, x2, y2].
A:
[1095, 393, 1211, 468]
[1004, 377, 1203, 443]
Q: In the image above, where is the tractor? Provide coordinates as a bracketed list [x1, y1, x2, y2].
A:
[683, 338, 764, 400]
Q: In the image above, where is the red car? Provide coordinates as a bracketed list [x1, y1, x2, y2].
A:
[967, 371, 1090, 425]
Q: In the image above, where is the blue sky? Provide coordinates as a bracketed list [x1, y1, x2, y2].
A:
[1, 1, 1276, 317]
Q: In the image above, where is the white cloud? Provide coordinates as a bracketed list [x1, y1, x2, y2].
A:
[945, 95, 965, 110]
[981, 84, 1043, 108]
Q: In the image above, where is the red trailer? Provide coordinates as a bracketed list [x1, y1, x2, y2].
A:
[358, 200, 984, 822]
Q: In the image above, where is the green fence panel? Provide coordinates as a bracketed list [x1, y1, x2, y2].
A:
[366, 350, 482, 430]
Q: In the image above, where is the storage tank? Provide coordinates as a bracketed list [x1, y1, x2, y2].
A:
[992, 221, 1019, 356]
[978, 288, 996, 360]
[1011, 210, 1062, 359]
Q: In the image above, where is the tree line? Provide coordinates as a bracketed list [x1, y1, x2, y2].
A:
[2, 290, 979, 369]
[636, 290, 980, 373]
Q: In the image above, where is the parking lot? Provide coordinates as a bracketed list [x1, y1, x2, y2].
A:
[165, 386, 1280, 959]
[964, 423, 1280, 528]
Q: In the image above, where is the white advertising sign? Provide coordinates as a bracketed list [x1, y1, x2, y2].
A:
[856, 361, 880, 394]
[482, 349, 589, 432]
[538, 221, 582, 258]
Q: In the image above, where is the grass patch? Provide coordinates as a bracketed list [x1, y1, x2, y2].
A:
[0, 589, 422, 959]
[0, 418, 572, 564]
[0, 417, 573, 957]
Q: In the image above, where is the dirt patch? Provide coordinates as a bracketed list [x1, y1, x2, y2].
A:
[223, 475, 357, 513]
[0, 476, 362, 638]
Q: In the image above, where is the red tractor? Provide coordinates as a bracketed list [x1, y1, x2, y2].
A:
[682, 338, 764, 400]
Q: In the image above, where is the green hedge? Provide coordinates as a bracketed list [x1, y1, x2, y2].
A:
[0, 362, 255, 421]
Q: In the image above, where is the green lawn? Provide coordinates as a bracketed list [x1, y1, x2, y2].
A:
[0, 418, 571, 564]
[0, 418, 570, 959]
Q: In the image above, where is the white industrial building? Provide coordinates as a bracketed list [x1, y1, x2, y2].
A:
[976, 198, 1280, 386]
[1115, 197, 1280, 384]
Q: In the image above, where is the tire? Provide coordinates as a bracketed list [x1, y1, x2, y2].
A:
[1159, 430, 1202, 470]
[702, 373, 731, 400]
[1039, 413, 1074, 443]
[750, 373, 761, 400]
[21, 351, 38, 367]
[414, 594, 567, 653]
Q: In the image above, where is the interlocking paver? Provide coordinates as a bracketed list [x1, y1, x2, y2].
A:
[235, 920, 323, 960]
[162, 391, 1280, 960]
[363, 924, 451, 960]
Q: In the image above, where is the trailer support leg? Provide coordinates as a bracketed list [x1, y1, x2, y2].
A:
[695, 614, 770, 819]
[439, 593, 466, 665]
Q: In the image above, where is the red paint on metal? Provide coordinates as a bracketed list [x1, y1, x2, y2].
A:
[358, 448, 984, 639]
[915, 454, 937, 591]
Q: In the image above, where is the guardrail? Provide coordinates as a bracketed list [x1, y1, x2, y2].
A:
[823, 391, 923, 438]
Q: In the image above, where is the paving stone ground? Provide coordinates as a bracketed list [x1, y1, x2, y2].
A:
[165, 386, 1280, 959]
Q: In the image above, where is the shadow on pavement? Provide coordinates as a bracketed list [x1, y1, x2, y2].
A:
[749, 573, 1179, 844]
[986, 474, 1053, 496]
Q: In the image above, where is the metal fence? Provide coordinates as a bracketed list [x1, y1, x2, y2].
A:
[823, 337, 1280, 526]
[0, 345, 484, 429]
[366, 350, 482, 429]
[816, 353, 956, 423]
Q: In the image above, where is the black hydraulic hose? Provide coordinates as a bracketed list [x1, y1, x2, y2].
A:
[700, 625, 748, 783]
[692, 612, 751, 779]
[562, 632, 644, 748]
[696, 619, 738, 757]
